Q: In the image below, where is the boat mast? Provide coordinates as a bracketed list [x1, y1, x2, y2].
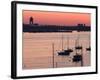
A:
[61, 34, 64, 51]
[81, 44, 83, 66]
[87, 36, 90, 48]
[75, 39, 78, 55]
[67, 36, 69, 49]
[52, 43, 55, 68]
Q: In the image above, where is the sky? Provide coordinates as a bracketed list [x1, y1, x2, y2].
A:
[23, 10, 91, 26]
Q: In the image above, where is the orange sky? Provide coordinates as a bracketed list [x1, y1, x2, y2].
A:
[23, 10, 91, 26]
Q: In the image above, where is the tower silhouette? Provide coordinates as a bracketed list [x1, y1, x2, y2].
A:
[29, 17, 33, 24]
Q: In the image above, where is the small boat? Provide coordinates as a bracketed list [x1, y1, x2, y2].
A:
[73, 36, 83, 66]
[64, 49, 73, 53]
[58, 49, 73, 56]
[75, 36, 82, 50]
[75, 46, 82, 50]
[86, 47, 91, 51]
[58, 51, 70, 56]
[73, 54, 82, 62]
[86, 37, 91, 51]
[57, 35, 73, 56]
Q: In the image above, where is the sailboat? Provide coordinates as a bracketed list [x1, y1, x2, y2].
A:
[58, 35, 73, 56]
[73, 54, 82, 62]
[86, 47, 91, 51]
[63, 36, 73, 53]
[72, 51, 83, 66]
[86, 37, 91, 51]
[73, 37, 83, 66]
[75, 36, 82, 50]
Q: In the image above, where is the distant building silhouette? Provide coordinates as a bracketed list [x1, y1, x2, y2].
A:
[78, 24, 84, 27]
[29, 17, 33, 24]
[77, 24, 86, 27]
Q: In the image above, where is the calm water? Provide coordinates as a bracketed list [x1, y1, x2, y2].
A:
[22, 32, 90, 69]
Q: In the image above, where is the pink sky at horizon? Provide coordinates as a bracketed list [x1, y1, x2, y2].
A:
[23, 10, 91, 26]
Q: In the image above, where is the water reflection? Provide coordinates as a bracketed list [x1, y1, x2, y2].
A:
[23, 32, 91, 69]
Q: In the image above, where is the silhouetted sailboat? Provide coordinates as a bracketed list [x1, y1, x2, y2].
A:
[86, 37, 91, 51]
[63, 36, 73, 53]
[73, 52, 83, 66]
[75, 36, 82, 50]
[73, 54, 82, 62]
[73, 36, 83, 66]
[86, 47, 91, 51]
[72, 51, 83, 66]
[58, 35, 73, 56]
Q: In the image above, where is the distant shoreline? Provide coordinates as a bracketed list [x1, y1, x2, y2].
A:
[23, 24, 90, 33]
